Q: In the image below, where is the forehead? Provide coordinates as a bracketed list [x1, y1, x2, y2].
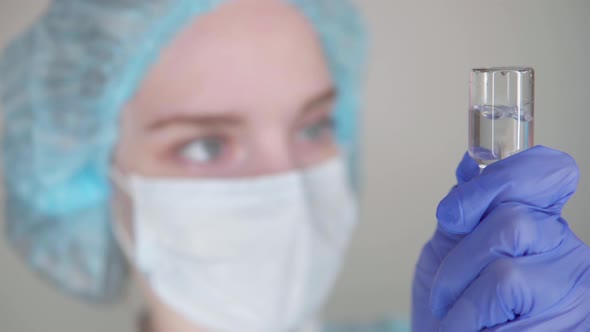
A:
[130, 0, 332, 117]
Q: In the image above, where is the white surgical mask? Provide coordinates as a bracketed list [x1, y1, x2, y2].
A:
[112, 157, 358, 332]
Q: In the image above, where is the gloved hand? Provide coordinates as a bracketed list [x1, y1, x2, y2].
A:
[412, 146, 590, 331]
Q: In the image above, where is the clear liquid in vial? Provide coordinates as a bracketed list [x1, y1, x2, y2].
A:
[469, 104, 534, 168]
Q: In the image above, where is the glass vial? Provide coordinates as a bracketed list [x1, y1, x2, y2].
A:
[469, 67, 534, 168]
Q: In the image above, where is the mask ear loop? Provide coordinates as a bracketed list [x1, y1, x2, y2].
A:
[109, 168, 135, 262]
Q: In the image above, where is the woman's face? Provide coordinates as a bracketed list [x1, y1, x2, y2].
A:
[115, 0, 336, 178]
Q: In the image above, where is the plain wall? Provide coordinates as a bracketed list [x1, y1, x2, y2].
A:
[1, 0, 589, 331]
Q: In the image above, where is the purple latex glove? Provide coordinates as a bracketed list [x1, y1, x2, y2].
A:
[412, 146, 590, 331]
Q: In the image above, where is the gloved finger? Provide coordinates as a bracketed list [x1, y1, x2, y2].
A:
[437, 259, 525, 332]
[437, 146, 579, 234]
[482, 287, 590, 332]
[483, 308, 590, 332]
[430, 203, 567, 318]
[438, 238, 585, 332]
[456, 152, 480, 185]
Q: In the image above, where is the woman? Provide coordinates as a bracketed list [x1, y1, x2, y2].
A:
[2, 0, 590, 331]
[0, 0, 374, 331]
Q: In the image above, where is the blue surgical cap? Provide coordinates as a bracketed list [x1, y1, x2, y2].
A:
[0, 0, 366, 301]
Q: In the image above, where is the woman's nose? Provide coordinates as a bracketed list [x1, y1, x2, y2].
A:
[250, 132, 297, 176]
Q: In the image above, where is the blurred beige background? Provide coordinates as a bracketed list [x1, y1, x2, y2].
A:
[1, 0, 589, 331]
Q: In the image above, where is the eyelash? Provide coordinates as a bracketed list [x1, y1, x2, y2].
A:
[174, 135, 231, 166]
[170, 116, 336, 168]
[298, 116, 335, 141]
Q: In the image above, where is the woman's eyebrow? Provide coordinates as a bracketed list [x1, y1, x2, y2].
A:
[146, 88, 336, 130]
[147, 112, 245, 131]
[299, 87, 337, 116]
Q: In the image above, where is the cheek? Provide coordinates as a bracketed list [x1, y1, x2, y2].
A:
[113, 108, 141, 171]
[113, 134, 152, 176]
[113, 139, 133, 173]
[114, 108, 168, 177]
[110, 182, 135, 254]
[114, 139, 175, 177]
[294, 137, 339, 168]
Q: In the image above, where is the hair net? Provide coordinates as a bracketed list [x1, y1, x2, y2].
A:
[0, 0, 366, 301]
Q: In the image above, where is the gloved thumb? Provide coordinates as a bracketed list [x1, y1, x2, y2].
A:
[455, 152, 480, 185]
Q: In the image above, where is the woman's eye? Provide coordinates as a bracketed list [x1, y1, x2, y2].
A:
[298, 117, 335, 142]
[179, 137, 226, 164]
